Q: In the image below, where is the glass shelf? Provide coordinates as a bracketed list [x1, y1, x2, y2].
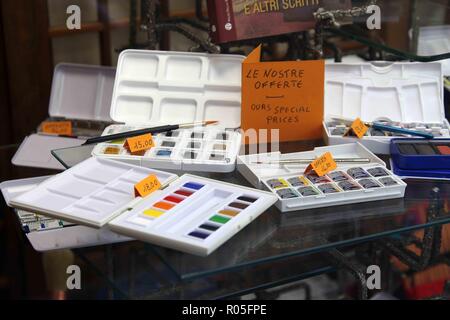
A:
[74, 242, 336, 299]
[149, 177, 450, 279]
[3, 140, 450, 299]
[47, 140, 450, 282]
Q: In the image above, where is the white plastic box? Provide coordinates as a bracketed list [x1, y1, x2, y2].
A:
[418, 25, 450, 76]
[92, 50, 246, 173]
[12, 63, 116, 170]
[323, 62, 449, 154]
[0, 176, 131, 251]
[237, 143, 407, 212]
[9, 157, 277, 256]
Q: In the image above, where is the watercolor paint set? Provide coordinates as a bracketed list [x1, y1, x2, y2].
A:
[390, 138, 450, 180]
[0, 176, 131, 251]
[8, 157, 276, 255]
[91, 49, 245, 172]
[92, 124, 240, 172]
[323, 62, 449, 154]
[12, 63, 116, 170]
[109, 174, 276, 256]
[238, 143, 406, 212]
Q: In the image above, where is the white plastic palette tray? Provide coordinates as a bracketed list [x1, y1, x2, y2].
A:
[109, 174, 276, 256]
[10, 158, 178, 228]
[12, 135, 86, 170]
[9, 157, 276, 256]
[92, 49, 245, 172]
[237, 143, 406, 212]
[323, 62, 449, 154]
[92, 125, 240, 172]
[0, 176, 131, 251]
[12, 63, 116, 170]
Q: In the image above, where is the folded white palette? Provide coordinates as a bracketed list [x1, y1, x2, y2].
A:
[9, 157, 276, 256]
[237, 143, 406, 212]
[0, 176, 131, 251]
[13, 135, 86, 171]
[91, 49, 245, 172]
[323, 62, 449, 154]
[12, 63, 116, 170]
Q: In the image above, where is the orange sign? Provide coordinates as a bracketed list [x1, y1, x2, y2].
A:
[124, 133, 154, 154]
[134, 174, 161, 197]
[350, 118, 368, 139]
[41, 121, 72, 135]
[304, 152, 337, 177]
[241, 45, 325, 143]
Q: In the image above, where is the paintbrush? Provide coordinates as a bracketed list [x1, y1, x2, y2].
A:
[81, 120, 218, 145]
[251, 158, 371, 165]
[50, 120, 219, 168]
[330, 116, 435, 139]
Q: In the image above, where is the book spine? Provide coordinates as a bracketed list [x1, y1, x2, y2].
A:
[206, 0, 237, 44]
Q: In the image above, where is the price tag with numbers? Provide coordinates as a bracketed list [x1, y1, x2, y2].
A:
[304, 152, 337, 177]
[124, 133, 154, 154]
[134, 174, 161, 197]
[41, 121, 73, 135]
[350, 118, 368, 139]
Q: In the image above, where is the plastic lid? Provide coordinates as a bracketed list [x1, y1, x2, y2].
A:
[49, 63, 116, 121]
[325, 62, 444, 123]
[110, 50, 245, 129]
[418, 25, 450, 76]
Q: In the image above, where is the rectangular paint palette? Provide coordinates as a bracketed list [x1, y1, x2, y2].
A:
[109, 175, 276, 256]
[10, 157, 178, 228]
[9, 158, 276, 256]
[91, 50, 245, 173]
[323, 62, 450, 154]
[92, 125, 241, 172]
[390, 138, 450, 179]
[0, 176, 132, 251]
[238, 143, 406, 212]
[12, 64, 116, 170]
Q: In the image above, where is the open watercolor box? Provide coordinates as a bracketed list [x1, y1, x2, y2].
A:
[12, 63, 116, 170]
[91, 49, 245, 172]
[0, 176, 131, 251]
[323, 62, 449, 154]
[237, 143, 407, 212]
[8, 157, 277, 256]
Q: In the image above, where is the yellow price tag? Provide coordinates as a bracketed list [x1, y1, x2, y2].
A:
[304, 152, 337, 177]
[41, 121, 72, 135]
[134, 174, 161, 197]
[124, 133, 154, 154]
[350, 118, 368, 139]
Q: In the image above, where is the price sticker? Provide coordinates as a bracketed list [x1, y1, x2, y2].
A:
[124, 133, 154, 154]
[350, 118, 368, 139]
[41, 121, 72, 135]
[304, 152, 337, 177]
[134, 174, 161, 197]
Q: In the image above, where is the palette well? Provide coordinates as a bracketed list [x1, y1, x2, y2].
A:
[238, 142, 407, 212]
[91, 49, 245, 173]
[9, 158, 276, 255]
